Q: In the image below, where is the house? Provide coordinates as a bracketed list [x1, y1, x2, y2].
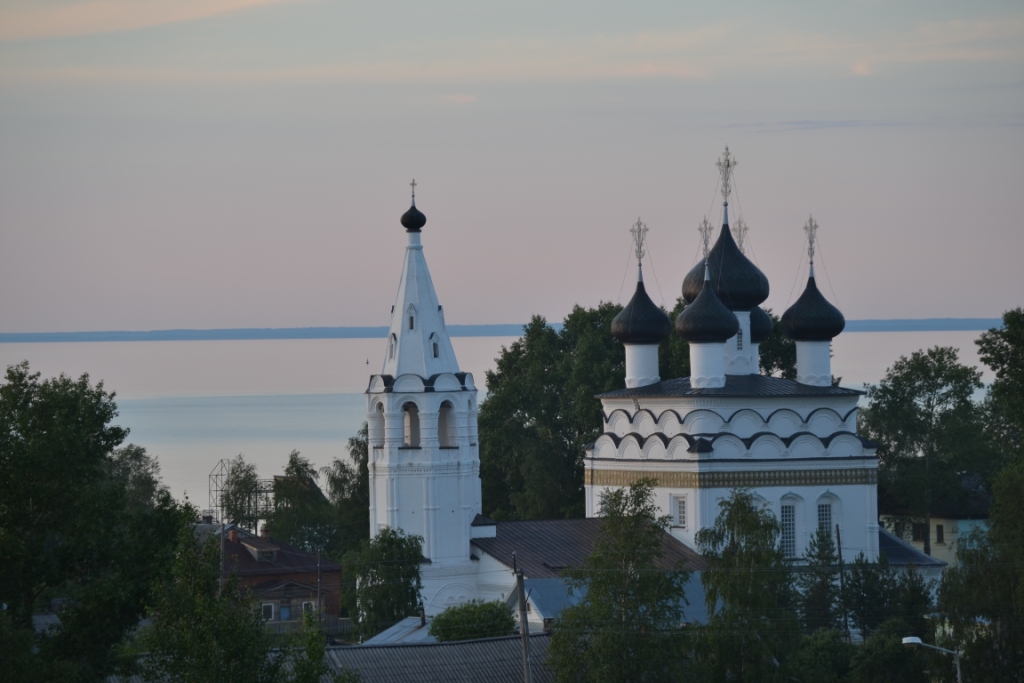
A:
[195, 521, 346, 634]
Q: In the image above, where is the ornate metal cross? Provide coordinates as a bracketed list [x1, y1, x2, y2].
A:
[630, 218, 648, 263]
[716, 146, 737, 204]
[698, 217, 714, 259]
[804, 215, 819, 263]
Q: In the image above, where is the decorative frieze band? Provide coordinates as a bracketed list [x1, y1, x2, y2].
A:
[585, 467, 877, 489]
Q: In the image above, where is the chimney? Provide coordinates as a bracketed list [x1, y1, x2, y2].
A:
[227, 528, 239, 543]
[260, 525, 270, 539]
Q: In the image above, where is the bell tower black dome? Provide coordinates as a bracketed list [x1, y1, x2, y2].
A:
[612, 280, 672, 345]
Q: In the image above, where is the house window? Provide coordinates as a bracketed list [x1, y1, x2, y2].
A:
[912, 523, 927, 542]
[258, 550, 275, 561]
[671, 495, 686, 528]
[780, 505, 796, 558]
[737, 329, 743, 350]
[279, 605, 292, 621]
[302, 601, 315, 614]
[817, 503, 832, 534]
[936, 524, 945, 544]
[261, 604, 274, 621]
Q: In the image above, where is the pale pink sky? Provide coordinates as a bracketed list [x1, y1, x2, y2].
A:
[1, 0, 1021, 332]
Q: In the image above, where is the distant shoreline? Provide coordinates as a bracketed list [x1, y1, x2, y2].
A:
[0, 319, 1003, 343]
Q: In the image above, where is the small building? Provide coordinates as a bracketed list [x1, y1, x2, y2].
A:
[196, 522, 345, 634]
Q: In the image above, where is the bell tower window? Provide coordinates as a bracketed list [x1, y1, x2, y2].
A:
[438, 401, 456, 447]
[409, 316, 415, 330]
[402, 403, 420, 447]
[737, 329, 743, 350]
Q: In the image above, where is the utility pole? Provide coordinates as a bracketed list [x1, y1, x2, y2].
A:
[513, 552, 532, 683]
[835, 523, 850, 643]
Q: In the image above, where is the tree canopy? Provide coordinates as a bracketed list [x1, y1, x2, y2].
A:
[343, 527, 424, 639]
[548, 479, 691, 683]
[428, 600, 515, 642]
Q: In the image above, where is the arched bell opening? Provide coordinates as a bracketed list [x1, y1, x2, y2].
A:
[403, 402, 420, 447]
[438, 400, 456, 447]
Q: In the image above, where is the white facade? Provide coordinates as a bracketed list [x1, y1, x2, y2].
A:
[366, 224, 485, 614]
[585, 392, 880, 561]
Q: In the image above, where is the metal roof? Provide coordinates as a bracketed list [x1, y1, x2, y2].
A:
[363, 616, 437, 645]
[471, 518, 705, 580]
[325, 634, 553, 683]
[878, 528, 946, 567]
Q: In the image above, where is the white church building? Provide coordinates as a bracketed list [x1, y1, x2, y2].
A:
[364, 158, 941, 616]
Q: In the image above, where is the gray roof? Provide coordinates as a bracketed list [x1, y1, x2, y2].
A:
[510, 574, 711, 625]
[363, 616, 437, 645]
[878, 528, 946, 567]
[471, 518, 705, 579]
[325, 634, 553, 683]
[597, 374, 863, 399]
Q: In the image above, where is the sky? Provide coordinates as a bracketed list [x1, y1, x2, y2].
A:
[1, 0, 1022, 333]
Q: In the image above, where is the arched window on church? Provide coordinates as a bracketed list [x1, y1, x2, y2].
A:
[388, 334, 396, 360]
[429, 333, 440, 359]
[368, 402, 385, 447]
[403, 403, 420, 447]
[438, 401, 456, 447]
[433, 342, 439, 358]
[409, 315, 415, 330]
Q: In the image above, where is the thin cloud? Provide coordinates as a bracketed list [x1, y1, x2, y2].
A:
[0, 0, 307, 41]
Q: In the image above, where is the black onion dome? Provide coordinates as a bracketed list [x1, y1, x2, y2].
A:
[781, 276, 845, 341]
[400, 201, 426, 232]
[611, 280, 672, 345]
[749, 306, 773, 344]
[682, 225, 769, 310]
[675, 276, 740, 343]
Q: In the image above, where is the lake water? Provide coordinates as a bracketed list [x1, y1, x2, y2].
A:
[0, 331, 990, 504]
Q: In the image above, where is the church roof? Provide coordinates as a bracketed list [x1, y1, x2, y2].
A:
[674, 269, 740, 343]
[596, 373, 863, 399]
[878, 528, 946, 568]
[682, 224, 770, 311]
[781, 274, 845, 341]
[611, 279, 672, 345]
[470, 518, 705, 579]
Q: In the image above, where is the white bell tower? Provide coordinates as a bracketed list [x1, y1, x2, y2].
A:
[365, 182, 483, 613]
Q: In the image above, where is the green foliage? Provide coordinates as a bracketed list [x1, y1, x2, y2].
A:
[479, 305, 625, 520]
[787, 629, 854, 683]
[694, 489, 799, 683]
[847, 618, 928, 683]
[222, 453, 261, 532]
[268, 450, 334, 553]
[938, 458, 1024, 682]
[842, 553, 932, 640]
[758, 308, 797, 379]
[977, 308, 1024, 463]
[320, 423, 371, 560]
[861, 346, 989, 550]
[282, 612, 351, 683]
[123, 524, 280, 683]
[343, 527, 424, 638]
[548, 479, 690, 683]
[796, 528, 842, 633]
[428, 600, 515, 642]
[0, 361, 190, 681]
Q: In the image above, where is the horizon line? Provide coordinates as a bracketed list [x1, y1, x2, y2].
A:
[0, 318, 1004, 343]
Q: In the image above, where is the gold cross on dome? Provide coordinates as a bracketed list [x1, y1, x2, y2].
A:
[410, 178, 417, 199]
[698, 217, 714, 259]
[732, 218, 749, 254]
[804, 215, 819, 262]
[716, 146, 737, 203]
[630, 218, 648, 262]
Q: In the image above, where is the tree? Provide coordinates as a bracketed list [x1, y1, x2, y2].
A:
[796, 527, 841, 633]
[0, 362, 189, 681]
[694, 489, 799, 683]
[321, 423, 371, 561]
[977, 308, 1024, 463]
[343, 527, 424, 638]
[938, 458, 1024, 683]
[842, 553, 896, 638]
[268, 450, 334, 553]
[847, 618, 928, 683]
[758, 308, 797, 379]
[479, 305, 625, 520]
[428, 600, 515, 642]
[122, 523, 280, 683]
[222, 453, 261, 532]
[547, 479, 691, 683]
[861, 346, 985, 554]
[787, 628, 853, 683]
